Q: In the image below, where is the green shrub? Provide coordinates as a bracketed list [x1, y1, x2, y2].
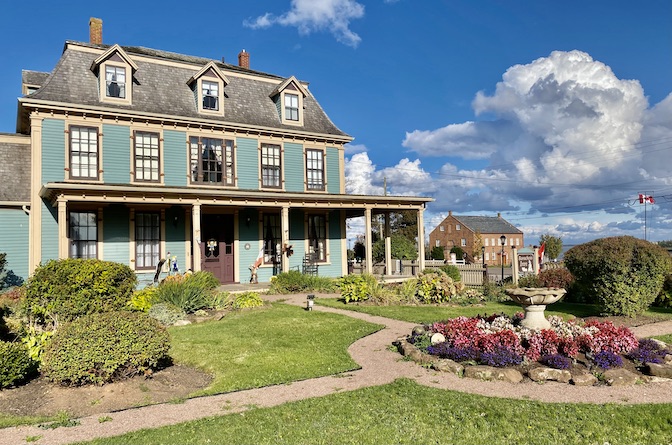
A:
[148, 302, 187, 326]
[338, 274, 380, 303]
[564, 236, 672, 316]
[415, 270, 465, 304]
[154, 271, 218, 313]
[0, 340, 34, 388]
[537, 268, 574, 289]
[268, 271, 337, 294]
[654, 274, 672, 308]
[21, 326, 53, 362]
[24, 259, 137, 326]
[517, 274, 541, 288]
[439, 265, 461, 282]
[128, 287, 158, 312]
[228, 292, 264, 310]
[41, 311, 170, 386]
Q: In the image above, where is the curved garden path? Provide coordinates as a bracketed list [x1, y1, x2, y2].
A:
[3, 294, 672, 445]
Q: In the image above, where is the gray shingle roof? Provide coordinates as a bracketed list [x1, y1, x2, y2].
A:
[0, 137, 31, 202]
[22, 70, 50, 90]
[453, 215, 523, 235]
[28, 42, 349, 138]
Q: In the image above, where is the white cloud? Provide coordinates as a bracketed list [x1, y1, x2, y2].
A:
[344, 143, 367, 155]
[244, 0, 365, 47]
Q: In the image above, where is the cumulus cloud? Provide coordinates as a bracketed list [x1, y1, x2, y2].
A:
[244, 0, 365, 47]
[345, 152, 432, 196]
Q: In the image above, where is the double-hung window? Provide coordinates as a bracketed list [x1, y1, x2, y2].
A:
[70, 126, 99, 180]
[105, 65, 126, 98]
[262, 213, 281, 264]
[261, 144, 281, 188]
[202, 80, 219, 111]
[307, 214, 327, 262]
[306, 149, 324, 191]
[284, 93, 299, 121]
[134, 132, 160, 182]
[190, 137, 234, 185]
[69, 211, 97, 259]
[135, 212, 160, 269]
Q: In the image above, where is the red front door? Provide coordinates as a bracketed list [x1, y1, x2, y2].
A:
[201, 214, 234, 283]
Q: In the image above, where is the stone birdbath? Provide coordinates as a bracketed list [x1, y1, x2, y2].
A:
[505, 287, 567, 330]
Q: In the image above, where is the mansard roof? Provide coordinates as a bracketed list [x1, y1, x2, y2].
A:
[0, 135, 31, 202]
[23, 41, 349, 139]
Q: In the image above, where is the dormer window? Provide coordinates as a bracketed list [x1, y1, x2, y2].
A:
[202, 80, 219, 111]
[270, 76, 309, 127]
[91, 44, 137, 106]
[105, 66, 126, 98]
[285, 93, 299, 121]
[188, 62, 229, 117]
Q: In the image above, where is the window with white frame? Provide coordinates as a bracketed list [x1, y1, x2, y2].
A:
[435, 239, 441, 247]
[456, 224, 461, 231]
[190, 137, 234, 185]
[440, 225, 444, 232]
[202, 80, 219, 111]
[306, 149, 324, 190]
[285, 93, 299, 121]
[263, 213, 281, 264]
[485, 238, 489, 246]
[461, 238, 467, 247]
[485, 252, 490, 261]
[261, 143, 281, 188]
[308, 214, 327, 261]
[135, 212, 160, 269]
[134, 132, 160, 182]
[69, 126, 99, 180]
[69, 211, 97, 259]
[105, 65, 126, 98]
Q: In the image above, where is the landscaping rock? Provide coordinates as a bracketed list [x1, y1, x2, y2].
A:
[603, 368, 639, 386]
[173, 320, 192, 326]
[397, 341, 434, 365]
[570, 371, 598, 386]
[464, 365, 523, 383]
[412, 326, 426, 336]
[430, 333, 446, 345]
[432, 359, 464, 375]
[528, 367, 571, 383]
[646, 363, 672, 379]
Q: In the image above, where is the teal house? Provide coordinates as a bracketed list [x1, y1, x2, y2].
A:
[0, 18, 431, 286]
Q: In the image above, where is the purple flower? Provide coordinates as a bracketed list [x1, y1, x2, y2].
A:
[479, 346, 523, 368]
[593, 350, 623, 370]
[540, 354, 572, 370]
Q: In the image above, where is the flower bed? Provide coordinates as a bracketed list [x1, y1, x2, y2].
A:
[401, 313, 672, 385]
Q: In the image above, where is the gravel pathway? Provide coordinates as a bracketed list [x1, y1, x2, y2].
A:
[3, 295, 672, 445]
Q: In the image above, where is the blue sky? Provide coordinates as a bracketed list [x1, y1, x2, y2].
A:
[1, 0, 671, 247]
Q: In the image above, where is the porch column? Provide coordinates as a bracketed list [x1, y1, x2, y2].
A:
[384, 212, 391, 276]
[281, 206, 289, 273]
[192, 203, 201, 272]
[417, 207, 426, 273]
[364, 207, 373, 274]
[57, 195, 68, 259]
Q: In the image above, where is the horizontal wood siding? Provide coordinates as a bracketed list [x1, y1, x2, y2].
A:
[236, 137, 258, 190]
[0, 208, 29, 284]
[41, 119, 65, 183]
[41, 199, 58, 262]
[102, 124, 130, 184]
[238, 209, 259, 283]
[326, 147, 340, 194]
[163, 130, 187, 187]
[283, 142, 303, 192]
[103, 205, 129, 265]
[165, 206, 186, 271]
[289, 209, 305, 270]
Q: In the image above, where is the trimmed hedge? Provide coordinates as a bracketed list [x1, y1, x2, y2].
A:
[564, 236, 672, 316]
[0, 340, 34, 388]
[41, 311, 170, 386]
[25, 259, 137, 326]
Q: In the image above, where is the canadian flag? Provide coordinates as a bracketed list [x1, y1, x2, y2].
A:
[538, 242, 545, 266]
[639, 194, 655, 204]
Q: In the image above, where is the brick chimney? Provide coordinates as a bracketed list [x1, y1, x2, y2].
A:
[89, 17, 103, 45]
[238, 49, 249, 69]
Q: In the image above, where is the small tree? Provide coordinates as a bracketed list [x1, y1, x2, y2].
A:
[372, 234, 417, 263]
[430, 246, 444, 260]
[539, 234, 563, 260]
[564, 236, 672, 316]
[449, 246, 464, 261]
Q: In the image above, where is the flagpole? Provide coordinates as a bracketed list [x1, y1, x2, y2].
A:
[644, 198, 647, 241]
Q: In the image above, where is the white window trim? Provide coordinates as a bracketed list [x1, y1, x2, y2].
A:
[98, 60, 133, 106]
[196, 77, 225, 117]
[131, 128, 164, 185]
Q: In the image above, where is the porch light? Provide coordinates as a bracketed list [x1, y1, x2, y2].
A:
[306, 294, 315, 311]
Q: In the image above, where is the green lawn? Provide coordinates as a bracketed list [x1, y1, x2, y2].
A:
[76, 378, 672, 445]
[169, 303, 382, 396]
[316, 298, 672, 325]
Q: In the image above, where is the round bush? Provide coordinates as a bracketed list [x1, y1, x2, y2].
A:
[564, 236, 672, 316]
[148, 302, 187, 326]
[0, 340, 34, 388]
[41, 311, 170, 386]
[25, 259, 137, 325]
